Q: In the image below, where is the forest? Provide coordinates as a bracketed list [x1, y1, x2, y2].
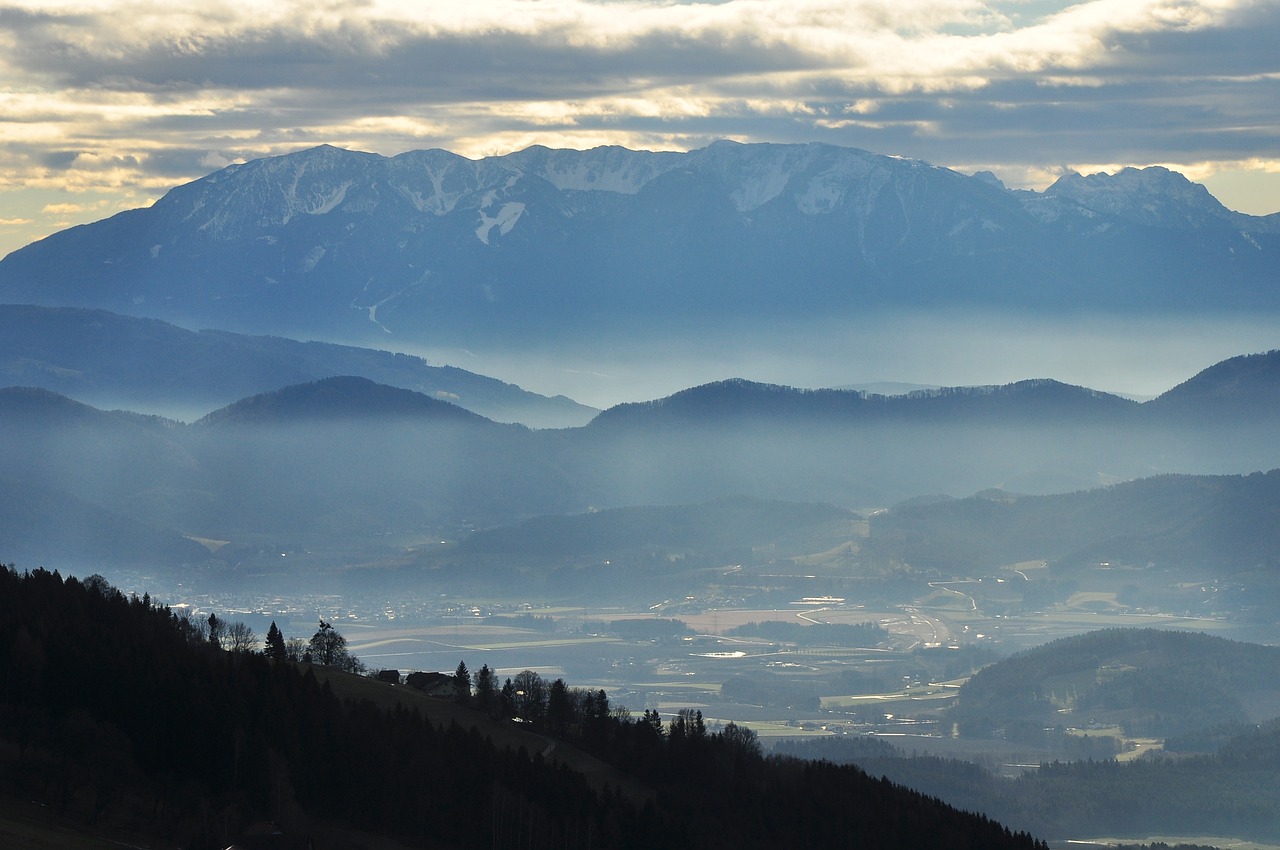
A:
[784, 725, 1280, 840]
[0, 565, 1048, 850]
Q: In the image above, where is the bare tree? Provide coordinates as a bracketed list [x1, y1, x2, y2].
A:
[719, 722, 761, 758]
[173, 608, 208, 645]
[513, 670, 547, 723]
[228, 621, 256, 654]
[308, 620, 352, 668]
[285, 636, 307, 662]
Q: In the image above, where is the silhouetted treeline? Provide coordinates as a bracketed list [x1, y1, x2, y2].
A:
[590, 617, 692, 641]
[797, 730, 1280, 841]
[0, 565, 1048, 850]
[461, 667, 1051, 850]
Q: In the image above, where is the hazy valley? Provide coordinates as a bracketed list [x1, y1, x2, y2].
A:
[4, 141, 1280, 850]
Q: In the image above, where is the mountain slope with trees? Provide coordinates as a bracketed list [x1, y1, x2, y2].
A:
[799, 722, 1280, 842]
[863, 470, 1280, 578]
[952, 628, 1280, 737]
[0, 565, 1048, 850]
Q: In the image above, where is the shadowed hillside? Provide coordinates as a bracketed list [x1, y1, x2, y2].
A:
[0, 566, 1049, 850]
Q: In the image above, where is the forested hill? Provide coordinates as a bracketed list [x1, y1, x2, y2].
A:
[457, 496, 855, 558]
[796, 721, 1280, 841]
[953, 628, 1280, 737]
[864, 469, 1280, 573]
[0, 565, 1047, 850]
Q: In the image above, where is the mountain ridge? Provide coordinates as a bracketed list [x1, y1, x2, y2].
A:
[3, 349, 1280, 571]
[0, 304, 596, 427]
[194, 374, 495, 427]
[3, 141, 1275, 352]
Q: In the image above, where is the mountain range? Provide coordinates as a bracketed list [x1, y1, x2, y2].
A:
[7, 137, 1280, 850]
[3, 349, 1280, 580]
[0, 304, 595, 427]
[1, 141, 1276, 356]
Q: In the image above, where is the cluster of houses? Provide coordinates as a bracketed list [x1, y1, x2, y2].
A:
[375, 669, 463, 699]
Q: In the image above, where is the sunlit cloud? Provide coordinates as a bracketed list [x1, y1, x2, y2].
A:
[0, 0, 1277, 256]
[40, 200, 101, 213]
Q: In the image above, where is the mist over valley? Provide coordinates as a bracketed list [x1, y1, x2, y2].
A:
[4, 141, 1280, 850]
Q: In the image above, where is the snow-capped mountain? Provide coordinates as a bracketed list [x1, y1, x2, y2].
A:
[1044, 166, 1266, 231]
[0, 141, 1275, 349]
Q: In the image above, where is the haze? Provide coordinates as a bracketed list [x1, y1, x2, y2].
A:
[410, 311, 1280, 409]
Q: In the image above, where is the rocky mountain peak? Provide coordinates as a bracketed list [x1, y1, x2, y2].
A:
[1044, 165, 1244, 229]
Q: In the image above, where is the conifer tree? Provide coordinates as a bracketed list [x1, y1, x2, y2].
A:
[207, 612, 225, 649]
[265, 621, 287, 661]
[452, 660, 471, 702]
[474, 663, 497, 714]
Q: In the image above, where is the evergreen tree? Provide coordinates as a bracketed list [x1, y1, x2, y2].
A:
[641, 709, 665, 740]
[265, 621, 287, 662]
[207, 612, 225, 649]
[499, 678, 517, 719]
[547, 678, 572, 735]
[452, 660, 471, 702]
[474, 663, 497, 714]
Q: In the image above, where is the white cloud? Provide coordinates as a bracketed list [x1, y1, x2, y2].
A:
[0, 0, 1275, 249]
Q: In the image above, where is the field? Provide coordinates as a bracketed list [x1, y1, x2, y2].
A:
[112, 540, 1276, 775]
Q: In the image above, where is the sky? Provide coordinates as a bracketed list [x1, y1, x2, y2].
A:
[0, 0, 1278, 260]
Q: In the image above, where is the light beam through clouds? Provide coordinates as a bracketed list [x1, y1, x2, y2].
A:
[0, 0, 1277, 256]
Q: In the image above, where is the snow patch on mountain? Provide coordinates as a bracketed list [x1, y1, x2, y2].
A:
[796, 156, 881, 215]
[277, 161, 356, 224]
[302, 245, 326, 272]
[476, 202, 526, 245]
[710, 145, 797, 212]
[402, 180, 464, 215]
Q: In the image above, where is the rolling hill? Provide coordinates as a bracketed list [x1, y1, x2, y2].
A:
[0, 304, 595, 427]
[3, 351, 1280, 579]
[952, 628, 1280, 737]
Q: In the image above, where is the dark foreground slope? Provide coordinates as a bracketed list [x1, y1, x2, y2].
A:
[0, 566, 1047, 850]
[792, 722, 1280, 842]
[782, 628, 1280, 842]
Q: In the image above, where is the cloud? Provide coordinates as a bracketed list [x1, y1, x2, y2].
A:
[0, 0, 1275, 223]
[40, 201, 95, 213]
